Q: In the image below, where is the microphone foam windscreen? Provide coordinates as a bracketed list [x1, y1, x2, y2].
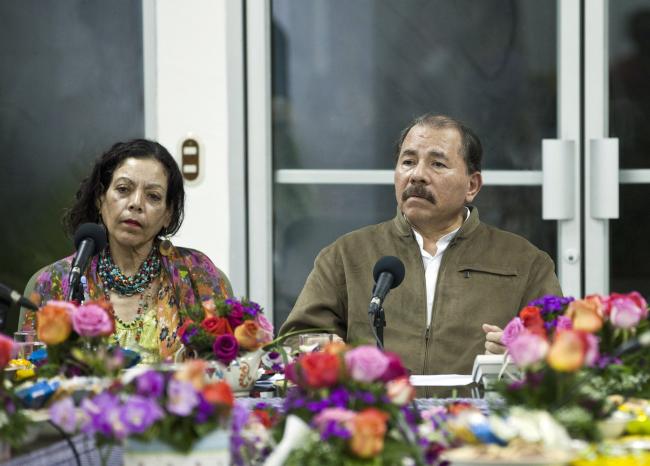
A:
[74, 223, 108, 254]
[372, 256, 406, 288]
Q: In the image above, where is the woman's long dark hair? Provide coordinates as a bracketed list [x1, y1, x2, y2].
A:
[63, 139, 185, 237]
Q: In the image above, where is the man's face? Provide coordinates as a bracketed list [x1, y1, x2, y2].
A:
[394, 124, 482, 229]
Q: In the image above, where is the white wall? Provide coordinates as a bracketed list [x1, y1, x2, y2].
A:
[144, 0, 246, 296]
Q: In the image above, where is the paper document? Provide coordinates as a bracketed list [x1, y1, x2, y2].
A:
[409, 374, 474, 387]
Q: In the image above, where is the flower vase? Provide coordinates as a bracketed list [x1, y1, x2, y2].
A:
[211, 348, 265, 396]
[123, 428, 230, 466]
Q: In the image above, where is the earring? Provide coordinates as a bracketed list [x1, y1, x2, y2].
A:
[159, 230, 173, 257]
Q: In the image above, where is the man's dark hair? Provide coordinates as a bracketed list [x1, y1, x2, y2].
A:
[393, 114, 482, 174]
[63, 139, 185, 237]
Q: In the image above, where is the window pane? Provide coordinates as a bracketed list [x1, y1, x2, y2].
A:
[273, 184, 556, 329]
[272, 0, 557, 170]
[611, 185, 650, 296]
[609, 0, 650, 169]
[0, 0, 144, 332]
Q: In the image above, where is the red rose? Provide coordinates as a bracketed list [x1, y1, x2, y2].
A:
[201, 316, 233, 337]
[519, 306, 544, 328]
[177, 319, 194, 339]
[299, 352, 341, 389]
[202, 381, 234, 407]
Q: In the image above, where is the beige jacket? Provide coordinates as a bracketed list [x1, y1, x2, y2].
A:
[280, 206, 561, 382]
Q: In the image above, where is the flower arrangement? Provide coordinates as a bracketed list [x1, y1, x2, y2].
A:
[497, 292, 650, 439]
[276, 343, 444, 465]
[231, 401, 282, 466]
[48, 360, 234, 455]
[35, 299, 131, 377]
[179, 298, 273, 365]
[0, 334, 31, 449]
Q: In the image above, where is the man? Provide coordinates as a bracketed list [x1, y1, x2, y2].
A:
[280, 114, 561, 381]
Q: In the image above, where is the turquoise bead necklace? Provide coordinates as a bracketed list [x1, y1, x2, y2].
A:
[97, 246, 161, 296]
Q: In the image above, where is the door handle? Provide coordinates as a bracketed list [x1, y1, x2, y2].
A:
[542, 139, 575, 220]
[589, 138, 619, 219]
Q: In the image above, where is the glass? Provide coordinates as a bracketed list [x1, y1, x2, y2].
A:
[610, 185, 650, 296]
[0, 0, 144, 333]
[13, 330, 43, 360]
[272, 184, 557, 330]
[298, 333, 334, 353]
[609, 0, 650, 169]
[271, 0, 556, 170]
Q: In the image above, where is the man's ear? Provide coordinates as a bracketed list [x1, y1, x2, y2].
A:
[465, 172, 482, 203]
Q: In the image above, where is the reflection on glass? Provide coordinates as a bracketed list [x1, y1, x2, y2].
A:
[609, 1, 650, 169]
[611, 186, 650, 296]
[0, 2, 144, 333]
[271, 0, 556, 170]
[272, 184, 557, 330]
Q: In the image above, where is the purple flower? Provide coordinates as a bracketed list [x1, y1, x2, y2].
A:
[166, 379, 199, 416]
[120, 395, 164, 434]
[181, 326, 199, 345]
[135, 370, 165, 398]
[227, 308, 245, 329]
[81, 392, 127, 439]
[50, 398, 78, 433]
[72, 303, 114, 337]
[313, 408, 354, 440]
[344, 346, 390, 382]
[328, 387, 350, 408]
[213, 334, 239, 365]
[528, 295, 575, 316]
[555, 315, 573, 331]
[195, 394, 215, 423]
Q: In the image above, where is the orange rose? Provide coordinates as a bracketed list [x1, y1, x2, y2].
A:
[37, 301, 74, 345]
[202, 381, 234, 408]
[323, 341, 348, 355]
[234, 321, 264, 351]
[547, 330, 586, 372]
[566, 297, 603, 332]
[174, 359, 207, 390]
[349, 408, 389, 459]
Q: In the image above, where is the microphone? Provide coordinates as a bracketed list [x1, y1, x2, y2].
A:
[368, 256, 406, 349]
[0, 283, 38, 311]
[370, 256, 406, 312]
[66, 223, 107, 301]
[613, 330, 650, 358]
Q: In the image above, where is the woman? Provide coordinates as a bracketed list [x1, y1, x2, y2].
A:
[21, 139, 232, 363]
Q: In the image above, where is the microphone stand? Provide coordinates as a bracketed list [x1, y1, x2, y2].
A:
[368, 302, 385, 349]
[0, 299, 10, 334]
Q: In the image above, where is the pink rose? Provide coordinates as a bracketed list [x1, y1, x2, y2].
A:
[609, 293, 647, 328]
[508, 332, 549, 367]
[72, 303, 115, 337]
[254, 314, 274, 344]
[502, 317, 525, 346]
[386, 376, 415, 406]
[379, 351, 408, 382]
[556, 315, 573, 331]
[313, 407, 356, 432]
[583, 333, 600, 367]
[344, 346, 390, 383]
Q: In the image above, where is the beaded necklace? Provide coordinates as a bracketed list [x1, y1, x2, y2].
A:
[97, 247, 161, 296]
[103, 283, 154, 344]
[97, 246, 161, 344]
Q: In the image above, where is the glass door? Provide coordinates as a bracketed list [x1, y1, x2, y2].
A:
[585, 0, 650, 295]
[247, 0, 582, 328]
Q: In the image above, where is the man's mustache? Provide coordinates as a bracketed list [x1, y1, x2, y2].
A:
[402, 185, 436, 204]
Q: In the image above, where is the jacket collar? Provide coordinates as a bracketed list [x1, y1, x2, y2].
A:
[393, 204, 481, 240]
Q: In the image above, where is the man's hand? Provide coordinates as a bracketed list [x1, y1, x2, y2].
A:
[482, 323, 506, 354]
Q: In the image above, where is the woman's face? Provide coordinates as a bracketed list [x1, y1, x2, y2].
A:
[99, 157, 172, 252]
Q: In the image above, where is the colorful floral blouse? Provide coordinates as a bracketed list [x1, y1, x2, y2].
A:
[24, 244, 232, 364]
